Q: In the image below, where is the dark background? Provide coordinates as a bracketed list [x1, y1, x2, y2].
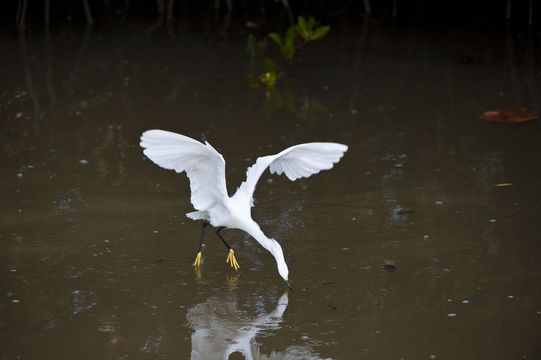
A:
[4, 0, 540, 34]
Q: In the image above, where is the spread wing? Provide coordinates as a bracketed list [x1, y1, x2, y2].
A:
[140, 130, 228, 212]
[237, 142, 348, 201]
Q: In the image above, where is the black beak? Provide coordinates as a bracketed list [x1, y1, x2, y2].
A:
[284, 279, 294, 292]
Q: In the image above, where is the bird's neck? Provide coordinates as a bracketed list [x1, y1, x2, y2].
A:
[243, 221, 273, 252]
[243, 220, 288, 279]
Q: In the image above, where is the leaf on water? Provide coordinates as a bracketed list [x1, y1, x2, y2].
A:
[480, 108, 538, 123]
[495, 183, 512, 187]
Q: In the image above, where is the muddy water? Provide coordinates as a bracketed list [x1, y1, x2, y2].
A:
[1, 17, 541, 360]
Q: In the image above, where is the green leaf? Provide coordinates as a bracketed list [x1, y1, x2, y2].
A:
[284, 26, 296, 44]
[296, 16, 309, 40]
[310, 25, 330, 40]
[307, 16, 317, 31]
[268, 32, 283, 46]
[285, 47, 295, 59]
[283, 26, 296, 59]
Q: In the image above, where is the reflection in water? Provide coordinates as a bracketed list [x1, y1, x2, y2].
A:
[66, 25, 93, 98]
[44, 23, 56, 106]
[187, 293, 327, 360]
[18, 30, 41, 124]
[94, 124, 128, 179]
[378, 153, 408, 225]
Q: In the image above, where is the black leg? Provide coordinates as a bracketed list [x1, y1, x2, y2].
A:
[216, 226, 231, 250]
[216, 227, 239, 270]
[193, 222, 209, 266]
[199, 222, 209, 252]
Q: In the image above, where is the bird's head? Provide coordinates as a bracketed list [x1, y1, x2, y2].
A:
[283, 277, 293, 291]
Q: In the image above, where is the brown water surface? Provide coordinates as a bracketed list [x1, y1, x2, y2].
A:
[1, 16, 541, 360]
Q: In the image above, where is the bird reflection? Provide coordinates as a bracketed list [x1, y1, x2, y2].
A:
[187, 293, 328, 360]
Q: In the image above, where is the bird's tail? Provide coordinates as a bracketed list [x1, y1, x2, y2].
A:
[186, 211, 209, 221]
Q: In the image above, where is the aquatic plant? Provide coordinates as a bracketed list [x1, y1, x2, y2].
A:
[269, 16, 330, 60]
[248, 58, 280, 93]
[247, 16, 330, 114]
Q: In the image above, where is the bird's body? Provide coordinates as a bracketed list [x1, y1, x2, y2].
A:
[140, 130, 348, 285]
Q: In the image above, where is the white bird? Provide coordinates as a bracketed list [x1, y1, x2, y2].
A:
[140, 129, 348, 288]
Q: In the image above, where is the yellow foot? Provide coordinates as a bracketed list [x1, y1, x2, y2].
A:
[226, 249, 240, 271]
[193, 251, 202, 266]
[194, 265, 202, 281]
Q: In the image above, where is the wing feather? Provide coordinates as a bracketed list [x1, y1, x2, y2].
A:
[237, 142, 348, 200]
[140, 130, 228, 212]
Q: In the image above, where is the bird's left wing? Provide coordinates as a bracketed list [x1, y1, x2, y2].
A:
[237, 142, 348, 201]
[140, 130, 228, 211]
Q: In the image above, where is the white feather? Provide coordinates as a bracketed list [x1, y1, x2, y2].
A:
[140, 129, 228, 213]
[238, 142, 348, 202]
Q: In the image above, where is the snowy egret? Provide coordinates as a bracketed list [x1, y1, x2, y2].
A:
[140, 130, 348, 287]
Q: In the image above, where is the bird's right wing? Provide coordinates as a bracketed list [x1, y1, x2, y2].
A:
[237, 142, 348, 201]
[140, 130, 228, 212]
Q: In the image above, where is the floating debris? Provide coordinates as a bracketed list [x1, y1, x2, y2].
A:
[496, 183, 512, 187]
[382, 260, 396, 272]
[480, 108, 538, 123]
[396, 209, 415, 215]
[79, 159, 89, 165]
[447, 313, 457, 317]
